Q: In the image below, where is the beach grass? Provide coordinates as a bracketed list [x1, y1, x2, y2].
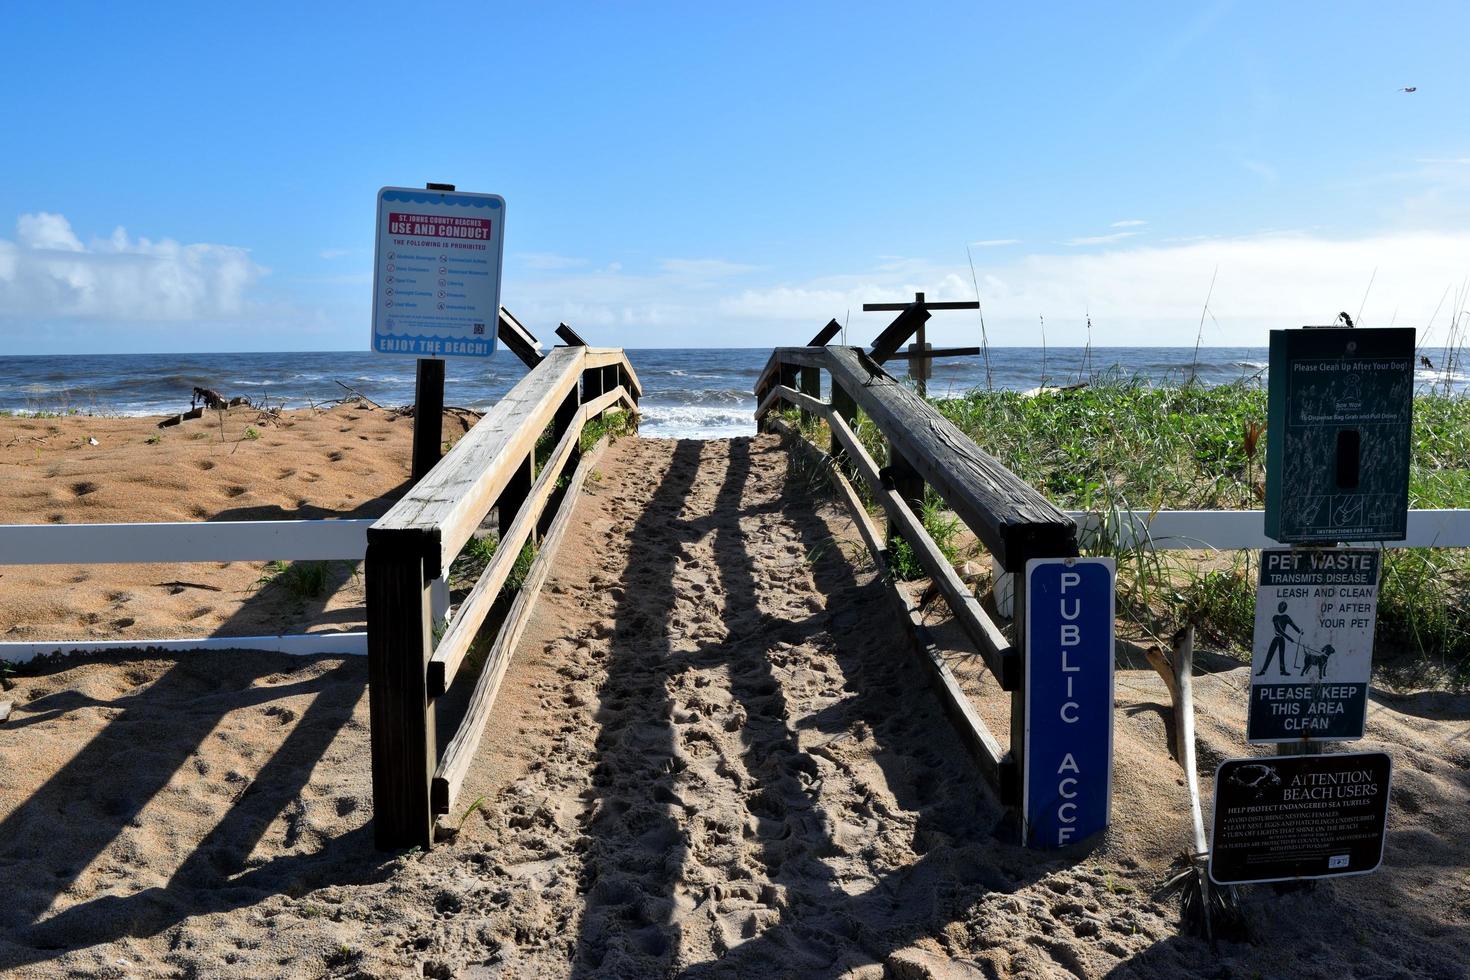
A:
[931, 377, 1470, 679]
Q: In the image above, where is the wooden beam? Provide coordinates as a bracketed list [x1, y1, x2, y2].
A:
[555, 322, 588, 346]
[767, 417, 1010, 791]
[367, 537, 435, 850]
[868, 306, 931, 364]
[0, 519, 372, 565]
[863, 301, 979, 312]
[754, 384, 1015, 685]
[372, 346, 585, 578]
[884, 346, 982, 360]
[806, 318, 842, 346]
[805, 347, 1077, 570]
[432, 438, 607, 815]
[498, 307, 544, 368]
[428, 409, 584, 696]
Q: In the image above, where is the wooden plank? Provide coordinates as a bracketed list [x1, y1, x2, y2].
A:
[806, 346, 1077, 571]
[885, 346, 982, 360]
[498, 307, 544, 368]
[367, 537, 435, 850]
[431, 438, 607, 815]
[754, 347, 830, 400]
[863, 300, 979, 312]
[583, 384, 635, 420]
[371, 346, 585, 578]
[0, 632, 367, 664]
[555, 322, 588, 346]
[824, 412, 1016, 687]
[868, 306, 930, 363]
[755, 384, 825, 420]
[582, 349, 643, 398]
[807, 318, 842, 346]
[0, 519, 372, 565]
[428, 410, 584, 696]
[768, 418, 1009, 788]
[799, 365, 820, 426]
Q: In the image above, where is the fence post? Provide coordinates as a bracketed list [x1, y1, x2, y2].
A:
[1005, 566, 1028, 810]
[831, 380, 856, 474]
[367, 533, 436, 850]
[497, 455, 534, 544]
[885, 442, 925, 553]
[799, 365, 820, 427]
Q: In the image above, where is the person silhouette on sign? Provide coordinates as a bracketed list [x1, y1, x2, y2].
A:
[1257, 601, 1302, 676]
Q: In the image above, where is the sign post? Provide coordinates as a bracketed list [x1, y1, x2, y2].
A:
[1248, 548, 1380, 743]
[1023, 557, 1115, 848]
[370, 183, 506, 481]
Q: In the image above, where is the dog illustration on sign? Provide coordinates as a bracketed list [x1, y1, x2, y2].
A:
[1299, 642, 1336, 680]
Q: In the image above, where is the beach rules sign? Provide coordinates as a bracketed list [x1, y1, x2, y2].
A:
[1248, 548, 1379, 743]
[371, 187, 505, 358]
[1023, 557, 1115, 848]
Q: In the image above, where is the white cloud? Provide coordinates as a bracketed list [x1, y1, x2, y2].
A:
[1415, 158, 1470, 166]
[318, 247, 355, 259]
[695, 231, 1470, 347]
[969, 239, 1021, 247]
[0, 212, 265, 321]
[1063, 231, 1139, 246]
[1110, 219, 1147, 228]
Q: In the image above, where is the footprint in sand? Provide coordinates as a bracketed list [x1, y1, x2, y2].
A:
[110, 617, 135, 629]
[194, 459, 216, 471]
[190, 505, 210, 520]
[327, 451, 346, 462]
[277, 467, 297, 479]
[69, 481, 99, 497]
[224, 486, 247, 498]
[186, 606, 213, 621]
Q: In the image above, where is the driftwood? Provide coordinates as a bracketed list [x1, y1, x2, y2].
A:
[192, 386, 227, 410]
[335, 380, 383, 409]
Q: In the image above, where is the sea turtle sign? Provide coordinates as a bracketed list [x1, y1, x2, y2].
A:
[371, 187, 505, 359]
[1248, 548, 1380, 743]
[1210, 752, 1392, 885]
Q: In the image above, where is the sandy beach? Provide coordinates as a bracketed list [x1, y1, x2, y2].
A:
[1, 415, 1468, 977]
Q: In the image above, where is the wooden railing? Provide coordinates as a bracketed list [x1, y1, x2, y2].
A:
[754, 345, 1076, 803]
[368, 344, 640, 849]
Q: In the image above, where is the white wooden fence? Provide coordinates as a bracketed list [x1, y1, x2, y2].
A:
[992, 508, 1470, 617]
[0, 518, 449, 663]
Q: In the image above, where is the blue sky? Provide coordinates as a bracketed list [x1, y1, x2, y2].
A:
[3, 2, 1469, 353]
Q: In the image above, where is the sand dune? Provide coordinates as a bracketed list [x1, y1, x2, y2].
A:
[1, 419, 1467, 977]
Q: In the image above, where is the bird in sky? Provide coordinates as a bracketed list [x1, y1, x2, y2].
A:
[1399, 86, 1417, 93]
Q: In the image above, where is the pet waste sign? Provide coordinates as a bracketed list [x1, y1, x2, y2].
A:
[1210, 752, 1392, 885]
[1248, 548, 1379, 743]
[371, 186, 505, 358]
[1024, 557, 1114, 848]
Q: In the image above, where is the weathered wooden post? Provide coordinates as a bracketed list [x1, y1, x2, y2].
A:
[366, 531, 436, 850]
[884, 443, 924, 553]
[831, 380, 856, 473]
[799, 365, 820, 428]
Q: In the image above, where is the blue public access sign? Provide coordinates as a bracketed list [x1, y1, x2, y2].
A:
[1024, 557, 1115, 848]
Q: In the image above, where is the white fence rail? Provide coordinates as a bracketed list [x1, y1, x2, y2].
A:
[0, 519, 373, 565]
[992, 508, 1470, 618]
[1065, 508, 1470, 551]
[0, 518, 445, 664]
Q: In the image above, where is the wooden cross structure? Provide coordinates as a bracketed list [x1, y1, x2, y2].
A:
[861, 291, 981, 396]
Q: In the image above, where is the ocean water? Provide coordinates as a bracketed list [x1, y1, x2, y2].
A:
[0, 345, 1444, 440]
